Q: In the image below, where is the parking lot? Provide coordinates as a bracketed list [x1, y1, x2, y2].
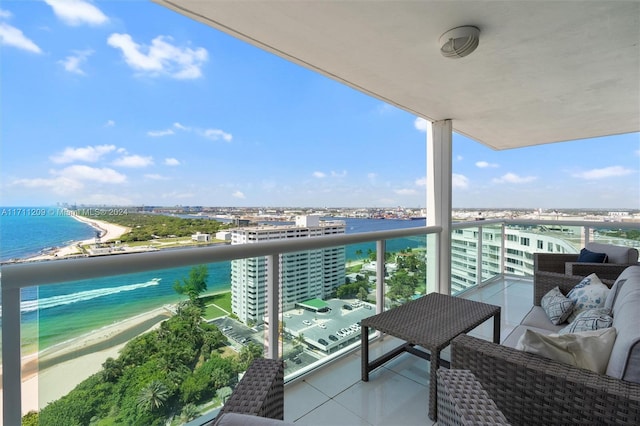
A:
[211, 299, 375, 353]
[210, 317, 262, 348]
[282, 298, 375, 353]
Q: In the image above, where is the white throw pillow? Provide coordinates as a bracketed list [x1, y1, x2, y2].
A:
[515, 327, 617, 374]
[559, 307, 613, 334]
[566, 273, 609, 322]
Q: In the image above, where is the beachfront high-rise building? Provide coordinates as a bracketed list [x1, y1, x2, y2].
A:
[231, 215, 346, 324]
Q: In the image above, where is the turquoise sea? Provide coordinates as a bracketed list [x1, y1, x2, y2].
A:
[0, 208, 426, 354]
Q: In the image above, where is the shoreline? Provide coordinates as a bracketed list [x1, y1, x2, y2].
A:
[0, 306, 174, 415]
[1, 290, 232, 416]
[10, 210, 131, 263]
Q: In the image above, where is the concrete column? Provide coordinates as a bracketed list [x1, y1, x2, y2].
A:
[426, 119, 453, 295]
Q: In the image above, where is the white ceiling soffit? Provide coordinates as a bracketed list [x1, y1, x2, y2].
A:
[155, 1, 640, 151]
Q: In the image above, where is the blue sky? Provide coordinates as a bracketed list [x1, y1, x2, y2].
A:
[1, 1, 639, 209]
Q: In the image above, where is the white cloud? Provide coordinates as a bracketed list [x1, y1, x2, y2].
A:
[202, 128, 232, 142]
[59, 49, 93, 75]
[313, 171, 326, 178]
[0, 9, 12, 19]
[456, 155, 464, 161]
[144, 174, 169, 180]
[452, 173, 469, 189]
[330, 170, 347, 178]
[147, 128, 175, 137]
[50, 144, 116, 163]
[476, 161, 499, 168]
[0, 22, 42, 53]
[174, 122, 190, 131]
[12, 176, 83, 194]
[112, 155, 153, 168]
[164, 158, 180, 166]
[52, 165, 127, 183]
[104, 120, 115, 127]
[107, 33, 207, 79]
[572, 166, 634, 180]
[232, 191, 246, 199]
[367, 172, 377, 180]
[395, 188, 417, 195]
[414, 117, 428, 132]
[492, 172, 537, 184]
[45, 0, 108, 26]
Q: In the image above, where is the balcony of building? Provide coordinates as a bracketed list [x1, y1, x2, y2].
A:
[2, 1, 639, 424]
[2, 219, 639, 424]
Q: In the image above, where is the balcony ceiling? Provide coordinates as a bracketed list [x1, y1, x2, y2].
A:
[155, 1, 640, 150]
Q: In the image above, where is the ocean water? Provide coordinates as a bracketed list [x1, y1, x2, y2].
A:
[0, 207, 98, 262]
[0, 209, 426, 353]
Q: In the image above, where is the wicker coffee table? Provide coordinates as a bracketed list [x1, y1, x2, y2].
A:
[360, 292, 500, 421]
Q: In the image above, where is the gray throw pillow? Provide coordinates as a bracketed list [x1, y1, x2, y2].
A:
[541, 286, 575, 325]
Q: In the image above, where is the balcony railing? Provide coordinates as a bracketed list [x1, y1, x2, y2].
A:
[2, 218, 638, 424]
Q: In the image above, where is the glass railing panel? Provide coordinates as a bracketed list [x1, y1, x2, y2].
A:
[383, 235, 428, 309]
[503, 223, 582, 277]
[16, 261, 264, 426]
[281, 242, 375, 380]
[589, 226, 640, 251]
[480, 224, 504, 283]
[451, 226, 480, 294]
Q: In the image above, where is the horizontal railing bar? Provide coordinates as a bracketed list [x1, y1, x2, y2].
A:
[1, 225, 441, 289]
[453, 218, 640, 230]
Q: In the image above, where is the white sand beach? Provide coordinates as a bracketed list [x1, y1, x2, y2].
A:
[0, 306, 173, 416]
[23, 213, 131, 262]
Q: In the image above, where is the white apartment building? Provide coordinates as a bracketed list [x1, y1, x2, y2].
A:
[231, 215, 346, 324]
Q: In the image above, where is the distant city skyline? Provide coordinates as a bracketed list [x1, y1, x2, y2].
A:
[1, 1, 639, 209]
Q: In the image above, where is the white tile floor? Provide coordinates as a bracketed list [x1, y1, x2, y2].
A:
[283, 277, 533, 425]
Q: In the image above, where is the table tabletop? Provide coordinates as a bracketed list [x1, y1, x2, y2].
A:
[361, 292, 500, 351]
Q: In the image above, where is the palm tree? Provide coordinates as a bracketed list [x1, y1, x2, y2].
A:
[178, 403, 199, 424]
[137, 380, 169, 412]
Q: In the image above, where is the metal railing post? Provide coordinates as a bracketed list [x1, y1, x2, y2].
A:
[266, 254, 280, 360]
[376, 240, 385, 313]
[500, 222, 506, 275]
[477, 225, 483, 286]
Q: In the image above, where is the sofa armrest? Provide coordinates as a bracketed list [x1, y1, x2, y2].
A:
[451, 334, 640, 425]
[437, 369, 510, 425]
[534, 253, 579, 274]
[566, 262, 636, 281]
[210, 358, 284, 424]
[533, 271, 615, 305]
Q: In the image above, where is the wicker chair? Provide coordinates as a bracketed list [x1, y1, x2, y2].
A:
[207, 358, 285, 425]
[534, 243, 639, 282]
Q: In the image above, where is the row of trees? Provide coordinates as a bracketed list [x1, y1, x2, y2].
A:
[25, 266, 259, 426]
[78, 212, 233, 243]
[337, 248, 427, 303]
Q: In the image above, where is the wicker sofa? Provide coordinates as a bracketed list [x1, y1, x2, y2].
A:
[534, 242, 639, 281]
[450, 266, 640, 425]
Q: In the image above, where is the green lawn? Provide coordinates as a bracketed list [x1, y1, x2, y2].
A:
[202, 291, 232, 320]
[204, 304, 227, 319]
